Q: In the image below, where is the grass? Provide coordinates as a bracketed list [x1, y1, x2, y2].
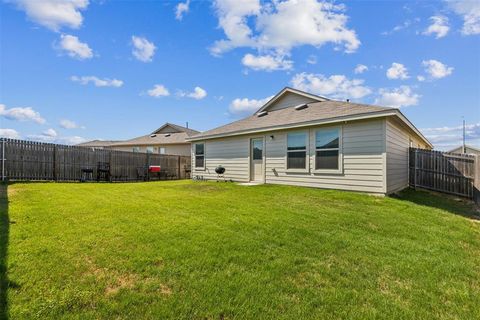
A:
[1, 180, 479, 319]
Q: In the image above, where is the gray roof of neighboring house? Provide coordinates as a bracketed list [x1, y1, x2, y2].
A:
[448, 145, 480, 154]
[109, 123, 200, 147]
[189, 100, 393, 140]
[77, 140, 120, 147]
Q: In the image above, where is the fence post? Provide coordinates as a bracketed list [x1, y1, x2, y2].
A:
[178, 156, 181, 179]
[1, 138, 5, 182]
[413, 148, 417, 190]
[474, 155, 480, 204]
[53, 145, 57, 181]
[146, 152, 150, 181]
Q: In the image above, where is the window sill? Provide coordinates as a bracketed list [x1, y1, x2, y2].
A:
[312, 169, 343, 175]
[285, 168, 310, 174]
[194, 167, 206, 171]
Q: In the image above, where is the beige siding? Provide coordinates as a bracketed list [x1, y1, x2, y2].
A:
[266, 92, 319, 112]
[192, 136, 250, 181]
[386, 119, 409, 193]
[385, 118, 430, 193]
[192, 119, 387, 194]
[110, 144, 191, 156]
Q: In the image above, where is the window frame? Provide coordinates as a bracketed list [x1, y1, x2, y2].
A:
[146, 146, 154, 153]
[285, 130, 309, 172]
[313, 126, 343, 174]
[159, 147, 166, 154]
[132, 147, 140, 153]
[193, 142, 206, 170]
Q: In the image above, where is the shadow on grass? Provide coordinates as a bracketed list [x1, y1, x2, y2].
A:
[392, 187, 480, 220]
[0, 183, 9, 320]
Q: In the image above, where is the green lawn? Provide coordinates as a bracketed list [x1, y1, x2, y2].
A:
[1, 181, 479, 319]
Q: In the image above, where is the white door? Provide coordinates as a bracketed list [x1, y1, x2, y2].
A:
[250, 138, 264, 182]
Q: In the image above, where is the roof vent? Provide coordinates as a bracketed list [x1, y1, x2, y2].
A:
[164, 133, 171, 137]
[294, 104, 308, 110]
[150, 134, 157, 138]
[257, 111, 268, 117]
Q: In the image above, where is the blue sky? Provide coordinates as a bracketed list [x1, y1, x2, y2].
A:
[0, 0, 479, 150]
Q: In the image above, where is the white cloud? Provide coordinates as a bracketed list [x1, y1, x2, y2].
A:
[11, 0, 89, 31]
[386, 62, 409, 80]
[229, 95, 274, 114]
[27, 133, 87, 145]
[43, 128, 57, 137]
[178, 86, 207, 100]
[147, 85, 170, 97]
[60, 119, 84, 129]
[241, 53, 293, 71]
[446, 0, 480, 35]
[0, 129, 20, 139]
[422, 59, 454, 79]
[354, 64, 368, 74]
[421, 122, 480, 149]
[291, 72, 372, 100]
[423, 15, 450, 38]
[0, 103, 46, 124]
[375, 86, 420, 108]
[175, 0, 190, 20]
[381, 20, 412, 35]
[71, 76, 123, 87]
[59, 34, 93, 59]
[417, 75, 426, 82]
[211, 0, 360, 69]
[131, 36, 156, 62]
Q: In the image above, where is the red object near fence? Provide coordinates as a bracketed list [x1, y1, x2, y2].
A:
[149, 165, 161, 173]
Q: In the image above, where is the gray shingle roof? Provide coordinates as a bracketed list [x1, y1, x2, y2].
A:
[77, 140, 120, 147]
[110, 123, 200, 147]
[189, 100, 393, 140]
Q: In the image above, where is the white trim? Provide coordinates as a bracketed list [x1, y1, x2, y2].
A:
[256, 87, 328, 114]
[285, 130, 310, 172]
[193, 142, 206, 170]
[249, 137, 265, 182]
[312, 126, 343, 174]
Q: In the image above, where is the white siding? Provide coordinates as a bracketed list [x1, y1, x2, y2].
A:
[266, 92, 318, 111]
[192, 119, 387, 194]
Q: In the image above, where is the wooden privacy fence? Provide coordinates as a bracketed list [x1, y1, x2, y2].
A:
[0, 138, 191, 182]
[409, 148, 480, 202]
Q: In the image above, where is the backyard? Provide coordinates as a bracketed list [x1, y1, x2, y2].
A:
[1, 181, 479, 319]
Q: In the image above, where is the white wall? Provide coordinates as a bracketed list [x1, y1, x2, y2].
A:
[192, 118, 388, 194]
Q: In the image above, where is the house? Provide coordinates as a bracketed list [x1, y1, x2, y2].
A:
[448, 145, 480, 156]
[77, 140, 120, 149]
[108, 123, 199, 156]
[188, 87, 432, 195]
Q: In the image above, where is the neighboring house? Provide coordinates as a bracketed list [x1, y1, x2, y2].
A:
[77, 140, 120, 149]
[448, 145, 480, 155]
[108, 123, 199, 156]
[188, 87, 432, 195]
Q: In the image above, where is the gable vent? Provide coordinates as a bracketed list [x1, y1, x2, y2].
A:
[294, 104, 308, 111]
[164, 133, 171, 137]
[257, 111, 268, 117]
[150, 134, 157, 138]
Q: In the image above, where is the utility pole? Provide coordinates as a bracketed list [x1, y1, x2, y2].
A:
[463, 118, 466, 154]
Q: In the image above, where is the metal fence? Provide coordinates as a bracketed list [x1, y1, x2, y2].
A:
[0, 138, 191, 182]
[409, 148, 479, 201]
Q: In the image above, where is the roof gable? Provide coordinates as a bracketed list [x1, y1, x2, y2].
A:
[151, 123, 200, 135]
[256, 87, 328, 113]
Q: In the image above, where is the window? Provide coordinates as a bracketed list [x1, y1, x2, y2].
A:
[252, 139, 263, 160]
[315, 128, 341, 170]
[159, 147, 166, 154]
[132, 147, 140, 153]
[194, 143, 205, 168]
[287, 132, 307, 169]
[146, 146, 154, 153]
